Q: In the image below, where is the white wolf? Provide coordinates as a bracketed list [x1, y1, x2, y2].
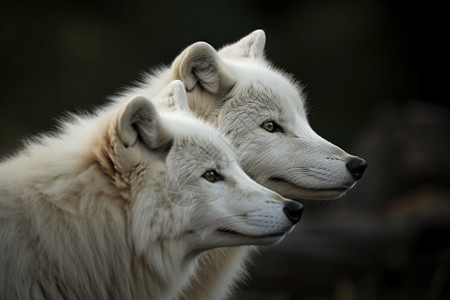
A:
[0, 81, 302, 300]
[120, 30, 368, 299]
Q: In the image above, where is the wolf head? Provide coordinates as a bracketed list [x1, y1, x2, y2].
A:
[169, 30, 367, 201]
[98, 81, 302, 254]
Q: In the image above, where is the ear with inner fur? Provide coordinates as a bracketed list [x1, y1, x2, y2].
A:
[152, 80, 192, 114]
[172, 42, 236, 96]
[117, 96, 173, 153]
[218, 29, 266, 61]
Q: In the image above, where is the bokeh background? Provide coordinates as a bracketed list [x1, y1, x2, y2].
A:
[1, 0, 449, 299]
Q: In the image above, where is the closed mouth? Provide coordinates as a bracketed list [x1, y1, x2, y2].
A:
[217, 227, 240, 235]
[217, 227, 286, 239]
[269, 176, 349, 192]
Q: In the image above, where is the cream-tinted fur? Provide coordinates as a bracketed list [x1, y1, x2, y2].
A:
[112, 30, 367, 299]
[0, 81, 299, 299]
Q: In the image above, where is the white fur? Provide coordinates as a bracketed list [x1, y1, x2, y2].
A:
[107, 30, 366, 299]
[0, 81, 298, 299]
[121, 30, 363, 201]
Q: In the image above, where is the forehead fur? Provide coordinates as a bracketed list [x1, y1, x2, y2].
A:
[162, 113, 236, 164]
[225, 60, 307, 115]
[220, 65, 307, 126]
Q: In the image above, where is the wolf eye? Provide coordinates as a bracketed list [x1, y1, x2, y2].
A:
[261, 120, 283, 133]
[202, 170, 223, 183]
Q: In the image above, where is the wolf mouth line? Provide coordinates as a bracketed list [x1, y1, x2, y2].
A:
[269, 176, 351, 193]
[217, 227, 288, 239]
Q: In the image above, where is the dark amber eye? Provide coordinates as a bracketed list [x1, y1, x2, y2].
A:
[263, 121, 275, 132]
[261, 120, 283, 133]
[202, 170, 223, 183]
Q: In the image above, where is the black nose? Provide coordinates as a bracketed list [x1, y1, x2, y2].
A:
[346, 157, 368, 180]
[283, 201, 303, 225]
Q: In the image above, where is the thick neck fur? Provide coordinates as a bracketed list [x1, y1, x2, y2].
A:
[0, 112, 196, 300]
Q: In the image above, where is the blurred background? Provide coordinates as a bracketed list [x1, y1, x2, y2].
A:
[1, 0, 449, 299]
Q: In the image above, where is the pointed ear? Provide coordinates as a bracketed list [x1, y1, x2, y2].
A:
[117, 96, 173, 152]
[152, 80, 192, 114]
[218, 30, 266, 61]
[172, 42, 235, 96]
